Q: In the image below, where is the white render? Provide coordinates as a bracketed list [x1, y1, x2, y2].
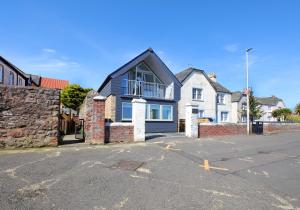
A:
[178, 70, 232, 123]
[185, 104, 198, 137]
[231, 95, 247, 123]
[258, 101, 286, 121]
[132, 98, 146, 141]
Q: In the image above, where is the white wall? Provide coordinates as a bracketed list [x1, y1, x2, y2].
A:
[178, 71, 217, 121]
[231, 96, 247, 123]
[258, 101, 286, 122]
[178, 71, 233, 123]
[216, 92, 232, 123]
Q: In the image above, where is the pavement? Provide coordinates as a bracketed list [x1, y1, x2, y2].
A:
[0, 132, 300, 210]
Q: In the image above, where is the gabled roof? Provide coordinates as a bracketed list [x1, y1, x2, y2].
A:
[40, 77, 69, 90]
[231, 91, 246, 102]
[97, 48, 181, 92]
[175, 67, 231, 94]
[0, 55, 28, 80]
[255, 96, 283, 106]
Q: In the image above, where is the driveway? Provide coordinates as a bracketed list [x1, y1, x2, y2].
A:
[0, 132, 300, 210]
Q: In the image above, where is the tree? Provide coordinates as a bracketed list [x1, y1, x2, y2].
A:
[61, 84, 93, 111]
[249, 90, 263, 122]
[272, 108, 292, 121]
[295, 103, 300, 115]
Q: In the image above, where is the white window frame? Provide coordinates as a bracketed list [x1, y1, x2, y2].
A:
[121, 102, 132, 121]
[192, 88, 203, 101]
[221, 111, 229, 122]
[217, 93, 225, 105]
[241, 115, 247, 123]
[146, 104, 173, 121]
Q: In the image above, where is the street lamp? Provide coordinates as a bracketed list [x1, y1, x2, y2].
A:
[246, 48, 253, 135]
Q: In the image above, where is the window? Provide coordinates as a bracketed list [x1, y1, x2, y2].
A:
[192, 88, 203, 100]
[8, 71, 14, 85]
[122, 102, 173, 121]
[18, 78, 23, 86]
[162, 105, 172, 120]
[122, 102, 132, 120]
[0, 65, 3, 83]
[242, 103, 247, 111]
[241, 115, 247, 123]
[149, 104, 160, 120]
[199, 110, 204, 118]
[217, 94, 225, 104]
[146, 104, 173, 121]
[221, 112, 229, 122]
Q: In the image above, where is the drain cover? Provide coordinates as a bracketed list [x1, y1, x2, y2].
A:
[110, 160, 144, 171]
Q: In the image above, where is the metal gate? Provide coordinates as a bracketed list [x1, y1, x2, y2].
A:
[252, 121, 264, 134]
[75, 119, 85, 140]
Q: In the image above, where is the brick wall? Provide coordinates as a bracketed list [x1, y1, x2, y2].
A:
[0, 85, 60, 148]
[105, 95, 116, 122]
[199, 124, 246, 138]
[105, 123, 134, 143]
[264, 123, 300, 133]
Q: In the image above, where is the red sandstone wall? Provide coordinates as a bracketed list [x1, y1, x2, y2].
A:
[105, 123, 134, 143]
[264, 123, 300, 133]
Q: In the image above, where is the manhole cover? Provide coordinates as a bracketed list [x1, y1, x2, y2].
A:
[110, 160, 144, 171]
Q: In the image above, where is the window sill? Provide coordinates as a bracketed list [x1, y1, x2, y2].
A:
[192, 99, 204, 102]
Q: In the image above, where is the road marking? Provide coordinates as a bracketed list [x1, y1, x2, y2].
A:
[204, 160, 210, 171]
[199, 160, 229, 171]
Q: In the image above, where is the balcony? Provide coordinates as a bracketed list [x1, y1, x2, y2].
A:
[122, 79, 170, 100]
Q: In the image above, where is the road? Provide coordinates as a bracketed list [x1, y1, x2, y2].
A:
[0, 132, 300, 210]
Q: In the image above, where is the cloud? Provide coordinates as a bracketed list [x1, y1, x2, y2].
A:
[224, 44, 239, 53]
[42, 48, 56, 53]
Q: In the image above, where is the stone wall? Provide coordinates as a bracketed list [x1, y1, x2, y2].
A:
[0, 85, 60, 148]
[198, 123, 246, 138]
[264, 122, 300, 133]
[105, 123, 134, 143]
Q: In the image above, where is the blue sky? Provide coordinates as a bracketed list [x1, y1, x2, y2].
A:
[1, 0, 300, 108]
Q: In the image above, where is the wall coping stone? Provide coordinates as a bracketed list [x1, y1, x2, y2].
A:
[93, 95, 106, 101]
[105, 122, 134, 127]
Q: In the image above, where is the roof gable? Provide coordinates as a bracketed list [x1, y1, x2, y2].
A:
[98, 48, 181, 92]
[256, 96, 284, 106]
[0, 56, 28, 80]
[175, 68, 231, 94]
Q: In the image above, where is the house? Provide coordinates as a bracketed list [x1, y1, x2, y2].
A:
[0, 56, 28, 86]
[97, 48, 182, 133]
[0, 55, 69, 89]
[176, 68, 232, 128]
[231, 91, 247, 123]
[256, 96, 286, 121]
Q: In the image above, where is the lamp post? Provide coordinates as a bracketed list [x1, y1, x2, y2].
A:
[246, 48, 253, 135]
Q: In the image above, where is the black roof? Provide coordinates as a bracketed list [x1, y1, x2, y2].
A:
[175, 67, 231, 94]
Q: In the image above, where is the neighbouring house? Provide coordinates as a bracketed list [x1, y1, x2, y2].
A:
[231, 91, 247, 123]
[256, 95, 286, 121]
[176, 68, 232, 128]
[0, 55, 69, 89]
[98, 48, 182, 133]
[0, 55, 28, 86]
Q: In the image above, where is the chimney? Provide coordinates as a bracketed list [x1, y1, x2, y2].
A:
[208, 72, 217, 82]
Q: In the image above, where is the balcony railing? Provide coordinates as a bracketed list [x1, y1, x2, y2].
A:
[122, 79, 167, 99]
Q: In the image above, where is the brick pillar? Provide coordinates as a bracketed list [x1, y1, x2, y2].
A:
[132, 98, 146, 142]
[91, 96, 106, 144]
[185, 103, 198, 138]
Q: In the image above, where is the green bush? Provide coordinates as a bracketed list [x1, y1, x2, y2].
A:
[286, 115, 300, 122]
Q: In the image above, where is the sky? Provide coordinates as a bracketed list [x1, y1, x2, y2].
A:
[0, 0, 300, 109]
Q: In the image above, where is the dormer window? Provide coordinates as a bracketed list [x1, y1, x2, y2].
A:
[8, 71, 14, 85]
